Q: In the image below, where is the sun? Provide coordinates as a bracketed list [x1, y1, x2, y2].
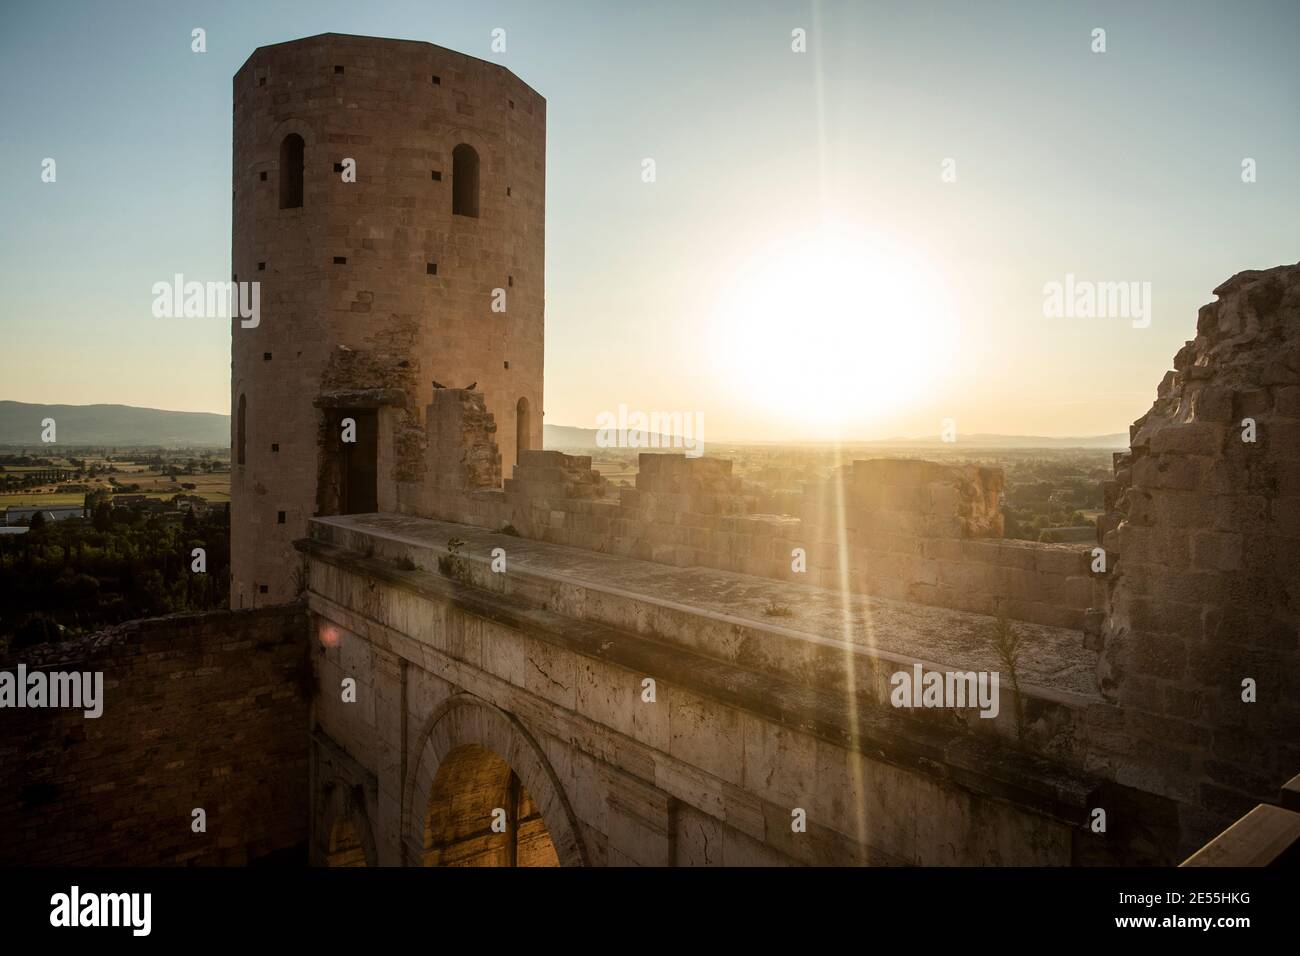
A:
[710, 224, 959, 438]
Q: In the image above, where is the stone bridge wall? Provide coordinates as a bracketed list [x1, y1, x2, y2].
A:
[302, 524, 1125, 866]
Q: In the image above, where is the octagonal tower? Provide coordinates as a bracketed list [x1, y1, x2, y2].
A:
[231, 34, 545, 606]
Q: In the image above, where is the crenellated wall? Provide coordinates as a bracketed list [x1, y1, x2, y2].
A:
[393, 390, 1100, 632]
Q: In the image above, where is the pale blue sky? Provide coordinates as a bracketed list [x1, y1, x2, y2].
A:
[1, 0, 1296, 440]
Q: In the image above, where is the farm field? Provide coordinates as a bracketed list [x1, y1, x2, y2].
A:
[1, 456, 230, 512]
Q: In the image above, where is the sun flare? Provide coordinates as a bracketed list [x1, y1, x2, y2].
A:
[712, 225, 958, 438]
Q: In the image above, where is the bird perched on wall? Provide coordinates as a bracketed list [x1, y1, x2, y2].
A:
[465, 381, 477, 391]
[432, 379, 445, 389]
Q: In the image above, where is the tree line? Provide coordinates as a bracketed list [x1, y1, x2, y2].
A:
[0, 500, 230, 650]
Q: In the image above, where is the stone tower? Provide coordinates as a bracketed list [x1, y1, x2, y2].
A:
[230, 34, 545, 607]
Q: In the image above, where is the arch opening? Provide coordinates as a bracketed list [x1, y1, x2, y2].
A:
[279, 133, 304, 209]
[326, 815, 368, 867]
[452, 143, 480, 218]
[423, 743, 558, 867]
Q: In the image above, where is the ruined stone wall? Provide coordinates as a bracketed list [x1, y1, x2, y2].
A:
[0, 605, 310, 865]
[799, 459, 1096, 629]
[232, 34, 545, 607]
[400, 392, 1098, 631]
[1095, 262, 1300, 856]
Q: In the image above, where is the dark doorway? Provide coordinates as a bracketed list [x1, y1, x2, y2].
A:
[330, 408, 377, 514]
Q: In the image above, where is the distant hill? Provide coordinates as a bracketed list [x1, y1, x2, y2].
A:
[840, 433, 1129, 450]
[544, 423, 1127, 450]
[0, 403, 1126, 451]
[0, 401, 229, 448]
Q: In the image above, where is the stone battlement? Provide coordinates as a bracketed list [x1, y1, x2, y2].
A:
[398, 401, 1098, 633]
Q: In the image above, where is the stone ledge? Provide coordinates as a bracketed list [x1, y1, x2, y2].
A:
[306, 513, 1100, 704]
[313, 388, 407, 408]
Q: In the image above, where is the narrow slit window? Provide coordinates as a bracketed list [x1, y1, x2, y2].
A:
[452, 143, 480, 218]
[279, 134, 304, 209]
[236, 394, 247, 465]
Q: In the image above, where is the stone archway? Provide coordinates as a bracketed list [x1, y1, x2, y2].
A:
[423, 743, 558, 866]
[403, 693, 587, 867]
[319, 781, 378, 868]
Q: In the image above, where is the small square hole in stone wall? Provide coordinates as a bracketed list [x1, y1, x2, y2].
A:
[258, 76, 266, 87]
[504, 361, 510, 369]
[271, 443, 279, 452]
[257, 262, 265, 271]
[259, 585, 268, 594]
[506, 186, 512, 197]
[263, 352, 272, 361]
[334, 162, 344, 173]
[277, 511, 286, 524]
[432, 75, 440, 85]
[431, 170, 442, 181]
[508, 275, 513, 287]
[508, 99, 514, 109]
[334, 256, 347, 265]
[260, 171, 267, 181]
[334, 65, 344, 75]
[427, 263, 438, 275]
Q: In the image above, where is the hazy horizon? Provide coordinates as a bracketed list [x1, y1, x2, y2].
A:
[2, 0, 1297, 442]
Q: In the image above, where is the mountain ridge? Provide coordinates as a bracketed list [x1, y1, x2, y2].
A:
[0, 401, 1129, 450]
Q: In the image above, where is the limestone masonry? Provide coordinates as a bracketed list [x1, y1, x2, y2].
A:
[2, 33, 1296, 867]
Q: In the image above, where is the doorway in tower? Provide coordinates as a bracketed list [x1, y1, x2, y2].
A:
[320, 408, 378, 515]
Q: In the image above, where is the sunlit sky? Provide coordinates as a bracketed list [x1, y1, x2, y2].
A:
[1, 0, 1297, 442]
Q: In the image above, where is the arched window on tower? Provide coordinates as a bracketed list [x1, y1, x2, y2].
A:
[279, 133, 304, 209]
[452, 143, 480, 218]
[237, 393, 247, 465]
[516, 397, 531, 466]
